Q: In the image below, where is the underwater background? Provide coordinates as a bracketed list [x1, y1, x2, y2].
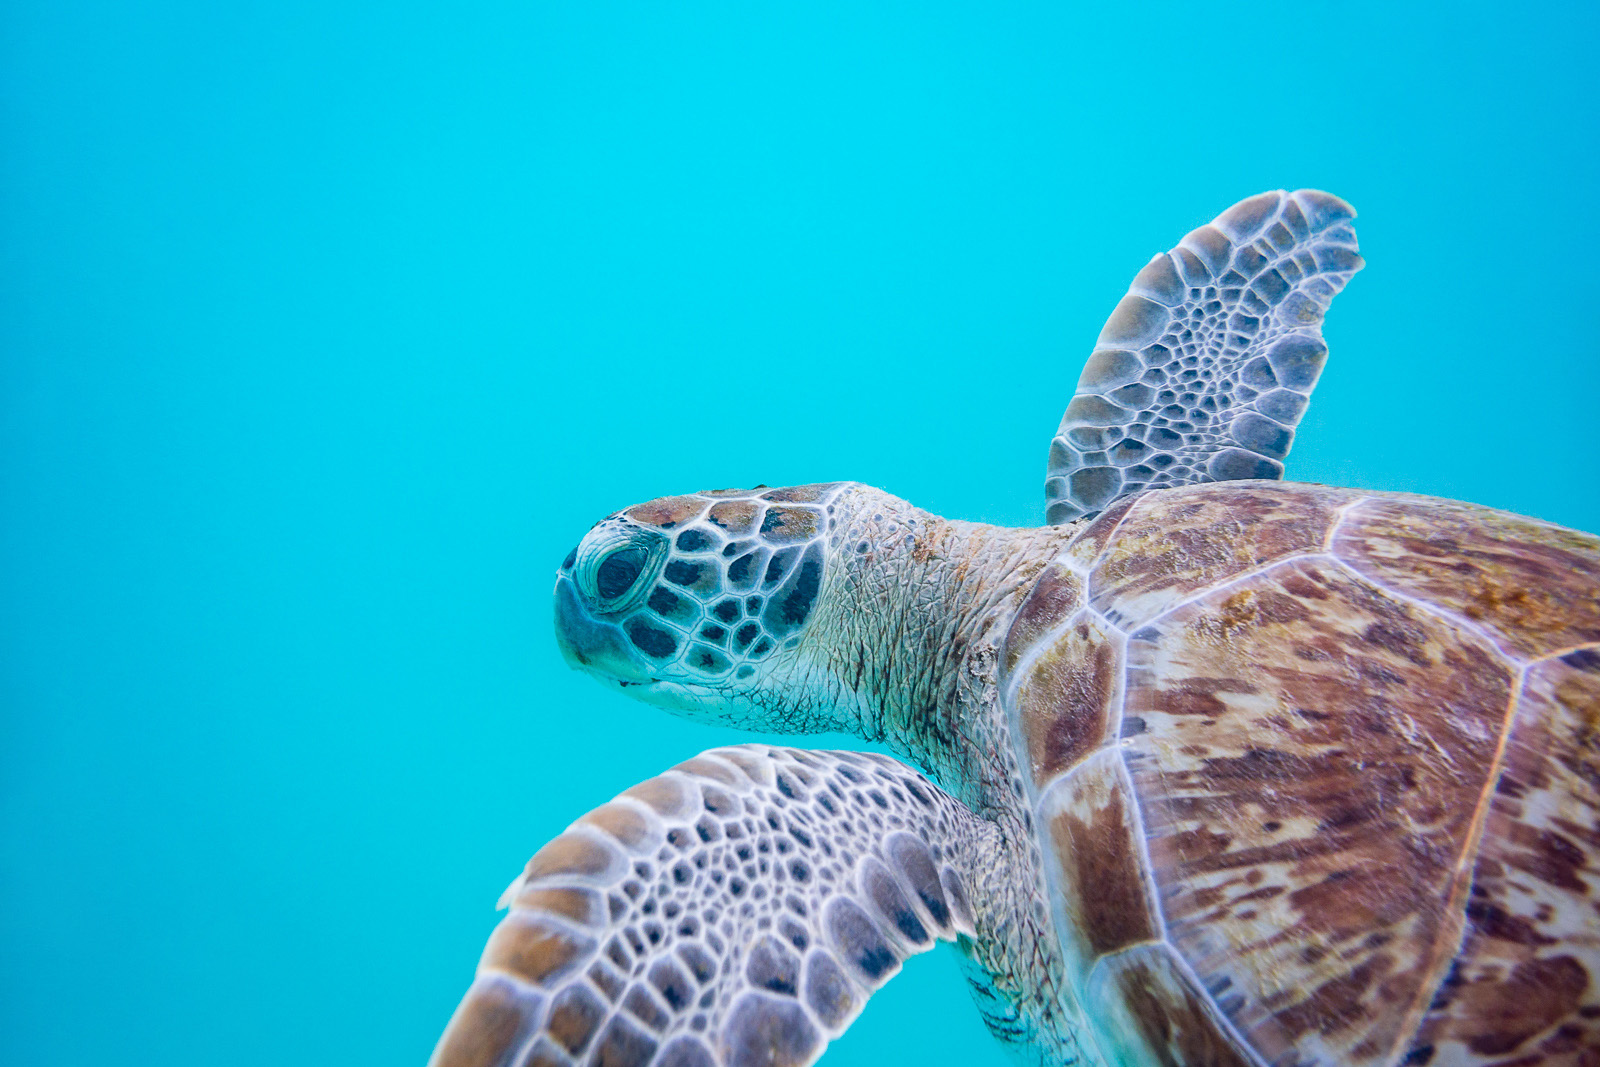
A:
[4, 2, 1599, 1064]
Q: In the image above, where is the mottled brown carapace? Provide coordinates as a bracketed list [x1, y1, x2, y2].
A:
[1000, 480, 1600, 1067]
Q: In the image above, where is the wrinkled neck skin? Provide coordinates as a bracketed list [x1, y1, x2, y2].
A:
[768, 485, 1076, 813]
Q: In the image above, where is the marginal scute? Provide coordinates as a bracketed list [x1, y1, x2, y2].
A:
[1314, 242, 1363, 273]
[1264, 333, 1328, 390]
[1228, 411, 1292, 459]
[1039, 751, 1160, 980]
[1408, 649, 1600, 1062]
[1255, 387, 1308, 424]
[1172, 246, 1210, 285]
[939, 867, 975, 932]
[1000, 557, 1084, 677]
[1089, 944, 1257, 1067]
[1121, 554, 1517, 1065]
[699, 783, 737, 816]
[1063, 392, 1134, 426]
[1069, 466, 1121, 512]
[1334, 495, 1600, 659]
[1280, 289, 1325, 325]
[1296, 188, 1355, 227]
[1062, 493, 1138, 568]
[1013, 610, 1122, 788]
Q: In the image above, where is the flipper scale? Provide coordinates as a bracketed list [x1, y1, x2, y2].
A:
[1045, 189, 1363, 524]
[430, 746, 987, 1067]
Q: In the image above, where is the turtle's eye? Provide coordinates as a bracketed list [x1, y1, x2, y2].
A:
[570, 522, 667, 614]
[595, 546, 648, 601]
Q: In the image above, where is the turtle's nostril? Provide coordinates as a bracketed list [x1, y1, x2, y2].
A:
[596, 546, 648, 601]
[561, 546, 578, 571]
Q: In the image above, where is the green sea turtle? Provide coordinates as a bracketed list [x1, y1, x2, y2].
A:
[430, 190, 1600, 1067]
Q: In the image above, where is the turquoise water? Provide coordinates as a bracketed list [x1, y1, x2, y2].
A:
[4, 2, 1598, 1064]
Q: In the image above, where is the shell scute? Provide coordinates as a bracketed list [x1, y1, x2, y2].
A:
[1407, 647, 1600, 1064]
[1012, 610, 1123, 790]
[1119, 555, 1518, 1065]
[1012, 484, 1600, 1064]
[1039, 750, 1162, 979]
[1088, 481, 1359, 630]
[1062, 491, 1139, 571]
[1087, 943, 1257, 1067]
[1333, 495, 1600, 660]
[1000, 557, 1084, 678]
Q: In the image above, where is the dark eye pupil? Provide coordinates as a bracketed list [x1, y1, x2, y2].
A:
[596, 547, 647, 600]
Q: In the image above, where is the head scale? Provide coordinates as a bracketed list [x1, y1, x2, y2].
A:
[554, 483, 847, 719]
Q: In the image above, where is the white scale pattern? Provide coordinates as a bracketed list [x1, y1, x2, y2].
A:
[433, 746, 989, 1067]
[1045, 189, 1364, 524]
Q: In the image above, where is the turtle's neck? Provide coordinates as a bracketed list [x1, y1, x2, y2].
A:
[784, 485, 1077, 813]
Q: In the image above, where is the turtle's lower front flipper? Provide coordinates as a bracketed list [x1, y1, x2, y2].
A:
[1045, 189, 1364, 523]
[430, 746, 989, 1067]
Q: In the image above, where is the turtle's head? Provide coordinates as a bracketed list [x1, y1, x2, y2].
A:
[553, 482, 851, 727]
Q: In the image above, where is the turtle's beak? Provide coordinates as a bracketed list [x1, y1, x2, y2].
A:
[552, 575, 653, 685]
[552, 572, 742, 724]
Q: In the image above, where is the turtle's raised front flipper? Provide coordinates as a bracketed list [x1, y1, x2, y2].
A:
[1044, 189, 1363, 524]
[430, 746, 986, 1067]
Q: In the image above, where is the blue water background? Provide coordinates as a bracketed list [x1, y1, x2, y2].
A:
[5, 2, 1599, 1064]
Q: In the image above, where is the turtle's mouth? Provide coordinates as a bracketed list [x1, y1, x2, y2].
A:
[553, 575, 745, 726]
[553, 575, 737, 722]
[619, 676, 736, 723]
[552, 576, 654, 683]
